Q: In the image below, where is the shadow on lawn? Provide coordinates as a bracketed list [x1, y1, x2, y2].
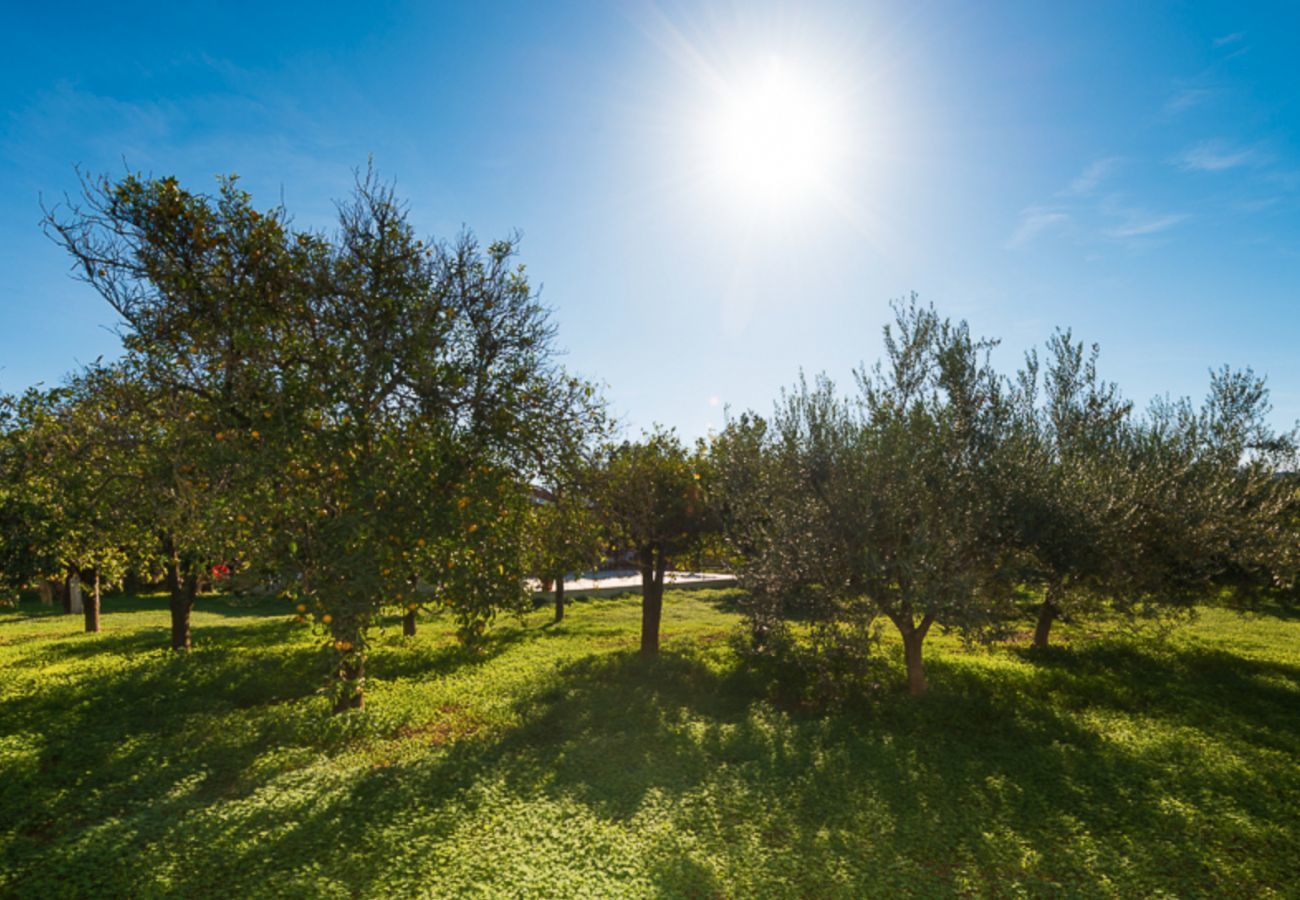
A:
[1228, 600, 1300, 622]
[0, 620, 534, 890]
[7, 619, 1298, 897]
[165, 637, 1300, 897]
[1017, 639, 1300, 752]
[14, 615, 303, 665]
[367, 623, 533, 684]
[2, 591, 286, 622]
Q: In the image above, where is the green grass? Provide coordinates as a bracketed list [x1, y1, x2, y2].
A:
[1, 590, 1297, 898]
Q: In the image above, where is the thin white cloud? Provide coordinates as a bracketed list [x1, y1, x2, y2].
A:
[1162, 87, 1215, 116]
[1213, 32, 1245, 47]
[1175, 139, 1261, 172]
[1264, 169, 1300, 192]
[1006, 207, 1069, 248]
[1236, 197, 1281, 214]
[1104, 212, 1188, 238]
[1064, 157, 1121, 196]
[707, 395, 721, 407]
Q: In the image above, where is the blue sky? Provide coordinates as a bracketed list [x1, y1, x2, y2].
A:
[2, 1, 1297, 437]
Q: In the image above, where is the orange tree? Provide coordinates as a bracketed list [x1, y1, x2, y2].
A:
[0, 375, 152, 629]
[109, 363, 256, 649]
[524, 439, 605, 624]
[591, 428, 715, 655]
[45, 172, 292, 648]
[260, 175, 603, 709]
[0, 388, 62, 604]
[0, 387, 74, 607]
[402, 465, 539, 640]
[527, 480, 604, 624]
[47, 166, 602, 709]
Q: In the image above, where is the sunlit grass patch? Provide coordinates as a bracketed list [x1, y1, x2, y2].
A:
[0, 591, 1296, 897]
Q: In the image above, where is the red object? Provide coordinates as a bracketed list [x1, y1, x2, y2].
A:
[211, 563, 231, 579]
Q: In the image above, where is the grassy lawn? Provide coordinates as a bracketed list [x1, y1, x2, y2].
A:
[1, 589, 1297, 898]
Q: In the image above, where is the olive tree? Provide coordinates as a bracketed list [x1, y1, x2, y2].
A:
[1004, 332, 1138, 648]
[999, 337, 1298, 647]
[716, 301, 1017, 695]
[1124, 367, 1298, 619]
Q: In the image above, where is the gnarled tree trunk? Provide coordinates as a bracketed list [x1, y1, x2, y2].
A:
[1032, 582, 1063, 650]
[402, 609, 417, 636]
[334, 656, 365, 713]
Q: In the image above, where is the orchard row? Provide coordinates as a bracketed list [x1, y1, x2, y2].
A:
[2, 169, 1295, 710]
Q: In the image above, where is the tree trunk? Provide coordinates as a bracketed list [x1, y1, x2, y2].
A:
[639, 549, 666, 656]
[334, 656, 365, 713]
[1032, 601, 1055, 650]
[554, 577, 565, 623]
[38, 579, 55, 606]
[1032, 582, 1063, 650]
[169, 569, 197, 652]
[402, 609, 417, 636]
[890, 611, 934, 697]
[902, 629, 927, 696]
[67, 570, 83, 614]
[83, 569, 101, 633]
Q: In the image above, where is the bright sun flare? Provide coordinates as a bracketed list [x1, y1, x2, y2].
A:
[702, 58, 843, 209]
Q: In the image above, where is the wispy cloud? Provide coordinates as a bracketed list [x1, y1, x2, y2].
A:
[1235, 197, 1281, 214]
[1264, 169, 1300, 193]
[1103, 212, 1188, 238]
[1006, 207, 1070, 248]
[1162, 87, 1215, 116]
[1213, 31, 1245, 48]
[1175, 139, 1262, 172]
[1063, 157, 1121, 196]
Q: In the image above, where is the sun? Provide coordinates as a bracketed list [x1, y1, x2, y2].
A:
[700, 57, 844, 210]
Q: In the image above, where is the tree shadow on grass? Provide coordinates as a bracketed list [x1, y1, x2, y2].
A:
[227, 640, 1299, 896]
[366, 623, 534, 684]
[0, 605, 63, 626]
[0, 637, 328, 888]
[675, 585, 748, 614]
[98, 592, 286, 618]
[1016, 640, 1300, 754]
[13, 615, 305, 664]
[1223, 599, 1300, 622]
[0, 616, 544, 895]
[150, 649, 763, 894]
[7, 626, 1299, 897]
[0, 593, 287, 631]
